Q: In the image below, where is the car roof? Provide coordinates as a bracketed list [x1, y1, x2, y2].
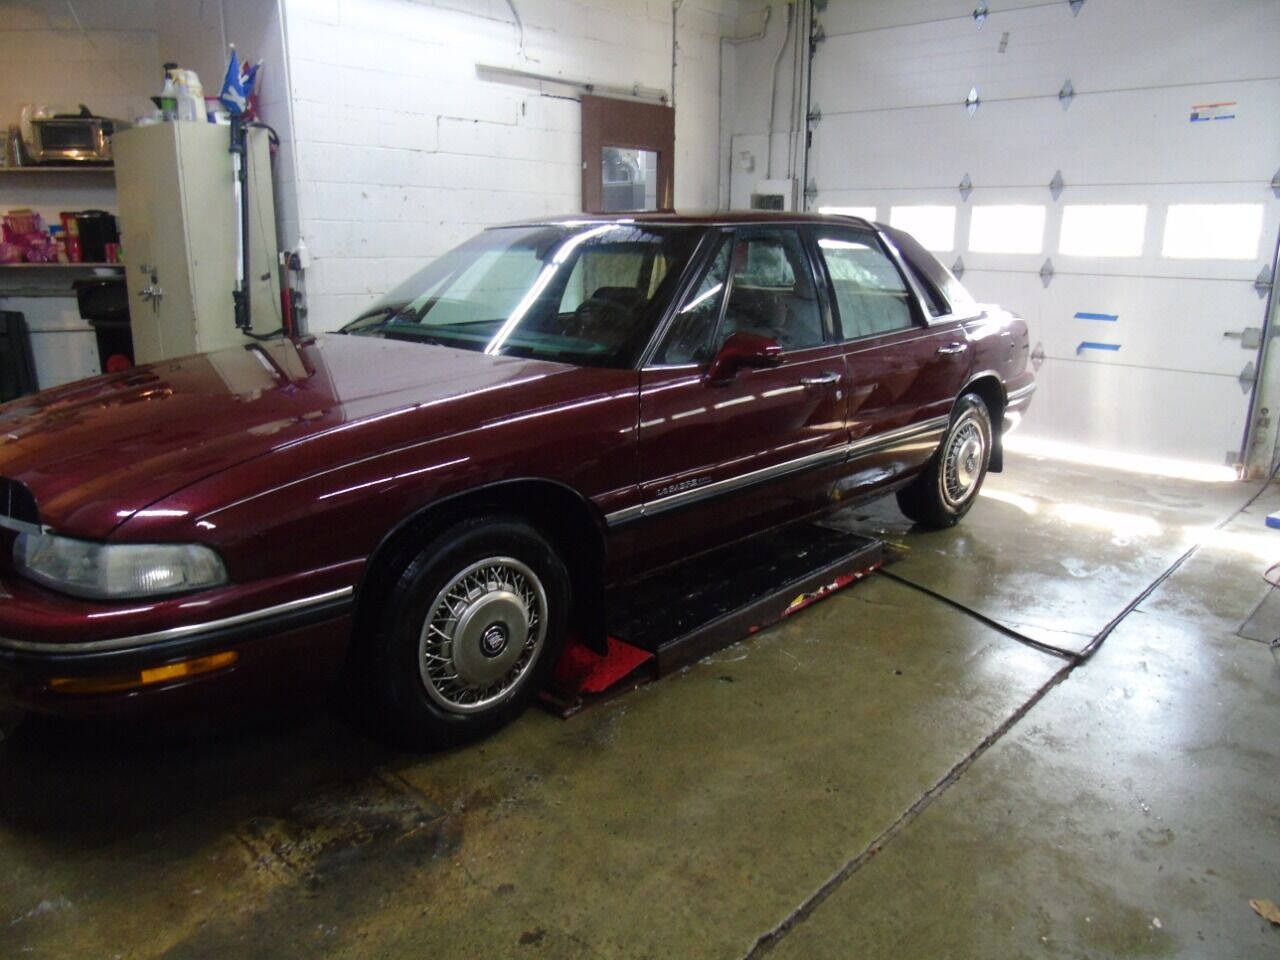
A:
[490, 210, 876, 229]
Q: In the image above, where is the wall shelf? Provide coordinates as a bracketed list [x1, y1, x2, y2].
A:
[0, 262, 121, 269]
[0, 166, 114, 174]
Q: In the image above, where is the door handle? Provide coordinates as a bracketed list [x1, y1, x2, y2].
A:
[936, 342, 966, 355]
[800, 372, 840, 386]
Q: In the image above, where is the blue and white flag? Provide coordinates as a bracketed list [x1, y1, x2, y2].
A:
[219, 46, 247, 115]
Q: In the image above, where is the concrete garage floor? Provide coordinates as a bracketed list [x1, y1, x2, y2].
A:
[2, 454, 1279, 958]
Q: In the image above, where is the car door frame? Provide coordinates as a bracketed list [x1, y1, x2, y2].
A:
[610, 222, 852, 577]
[803, 220, 975, 495]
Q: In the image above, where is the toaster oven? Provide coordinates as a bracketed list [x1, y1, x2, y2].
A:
[29, 117, 123, 164]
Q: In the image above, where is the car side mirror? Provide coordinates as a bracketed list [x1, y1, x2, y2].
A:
[705, 331, 783, 385]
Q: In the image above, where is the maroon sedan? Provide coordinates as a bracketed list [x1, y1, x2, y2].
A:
[0, 213, 1033, 746]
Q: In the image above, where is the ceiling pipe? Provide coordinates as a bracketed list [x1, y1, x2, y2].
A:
[671, 0, 684, 112]
[718, 6, 773, 210]
[766, 3, 794, 180]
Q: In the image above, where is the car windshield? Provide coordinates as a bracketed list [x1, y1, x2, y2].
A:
[341, 223, 703, 368]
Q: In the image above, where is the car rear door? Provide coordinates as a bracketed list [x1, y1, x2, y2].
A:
[615, 225, 850, 575]
[808, 222, 972, 496]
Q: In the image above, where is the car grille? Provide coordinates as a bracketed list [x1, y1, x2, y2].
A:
[0, 477, 39, 527]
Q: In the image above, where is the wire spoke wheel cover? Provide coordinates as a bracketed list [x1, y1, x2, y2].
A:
[418, 556, 548, 714]
[940, 413, 986, 509]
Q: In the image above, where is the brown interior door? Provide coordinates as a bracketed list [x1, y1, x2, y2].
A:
[581, 94, 674, 213]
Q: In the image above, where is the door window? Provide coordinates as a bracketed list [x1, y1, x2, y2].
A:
[600, 147, 659, 212]
[721, 231, 824, 351]
[655, 237, 731, 365]
[815, 232, 917, 339]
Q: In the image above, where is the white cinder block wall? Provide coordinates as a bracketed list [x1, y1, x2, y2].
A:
[721, 0, 796, 210]
[281, 0, 742, 332]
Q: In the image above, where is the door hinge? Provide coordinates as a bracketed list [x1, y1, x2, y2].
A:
[1239, 360, 1257, 392]
[1058, 80, 1075, 111]
[1068, 0, 1085, 16]
[973, 2, 988, 29]
[1256, 265, 1274, 297]
[958, 173, 973, 202]
[951, 256, 965, 279]
[809, 21, 825, 55]
[965, 87, 980, 118]
[1039, 258, 1055, 287]
[1049, 169, 1065, 200]
[1030, 342, 1045, 370]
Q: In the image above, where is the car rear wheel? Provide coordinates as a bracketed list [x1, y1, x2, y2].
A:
[896, 394, 993, 529]
[362, 517, 569, 749]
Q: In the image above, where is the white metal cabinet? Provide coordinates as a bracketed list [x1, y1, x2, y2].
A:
[113, 122, 279, 364]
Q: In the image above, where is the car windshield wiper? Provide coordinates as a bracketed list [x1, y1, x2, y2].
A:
[380, 328, 449, 346]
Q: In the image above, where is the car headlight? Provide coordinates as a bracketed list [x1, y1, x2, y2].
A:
[13, 532, 228, 600]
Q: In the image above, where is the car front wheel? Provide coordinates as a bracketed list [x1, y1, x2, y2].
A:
[363, 516, 570, 749]
[896, 394, 993, 529]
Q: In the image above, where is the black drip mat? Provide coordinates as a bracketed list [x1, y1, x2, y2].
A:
[608, 524, 884, 674]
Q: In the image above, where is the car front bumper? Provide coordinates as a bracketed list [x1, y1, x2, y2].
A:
[0, 569, 357, 716]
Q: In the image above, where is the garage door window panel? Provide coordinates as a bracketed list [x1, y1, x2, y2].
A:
[888, 205, 956, 253]
[1161, 203, 1265, 260]
[815, 231, 918, 340]
[1058, 204, 1148, 258]
[968, 205, 1046, 255]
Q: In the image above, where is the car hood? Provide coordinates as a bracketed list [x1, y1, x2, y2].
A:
[0, 334, 578, 539]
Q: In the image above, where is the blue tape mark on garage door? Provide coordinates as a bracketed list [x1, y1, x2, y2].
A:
[1074, 311, 1118, 322]
[1076, 341, 1121, 355]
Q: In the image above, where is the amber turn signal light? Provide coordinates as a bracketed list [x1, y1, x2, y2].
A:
[47, 650, 239, 694]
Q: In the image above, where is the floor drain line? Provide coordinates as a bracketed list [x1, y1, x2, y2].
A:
[877, 569, 1079, 662]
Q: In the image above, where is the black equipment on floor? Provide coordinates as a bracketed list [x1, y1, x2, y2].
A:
[73, 276, 134, 372]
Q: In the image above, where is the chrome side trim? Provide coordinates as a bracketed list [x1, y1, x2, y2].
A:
[0, 586, 355, 655]
[605, 416, 950, 527]
[604, 504, 645, 526]
[849, 416, 948, 456]
[639, 444, 851, 520]
[1007, 382, 1036, 402]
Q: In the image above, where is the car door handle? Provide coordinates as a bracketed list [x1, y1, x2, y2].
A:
[936, 342, 966, 355]
[800, 373, 840, 387]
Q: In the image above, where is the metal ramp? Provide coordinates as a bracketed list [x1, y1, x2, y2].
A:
[540, 524, 884, 716]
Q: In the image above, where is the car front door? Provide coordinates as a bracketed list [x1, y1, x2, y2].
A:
[808, 223, 972, 499]
[615, 226, 851, 576]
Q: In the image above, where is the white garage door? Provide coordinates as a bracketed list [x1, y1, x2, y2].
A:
[808, 0, 1280, 466]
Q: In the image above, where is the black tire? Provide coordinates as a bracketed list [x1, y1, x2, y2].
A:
[359, 516, 570, 750]
[896, 394, 993, 529]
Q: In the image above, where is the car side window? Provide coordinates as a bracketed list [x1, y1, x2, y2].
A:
[655, 237, 732, 365]
[815, 231, 918, 340]
[720, 230, 824, 351]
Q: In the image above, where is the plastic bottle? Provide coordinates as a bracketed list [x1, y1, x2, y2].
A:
[159, 75, 177, 122]
[176, 69, 205, 122]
